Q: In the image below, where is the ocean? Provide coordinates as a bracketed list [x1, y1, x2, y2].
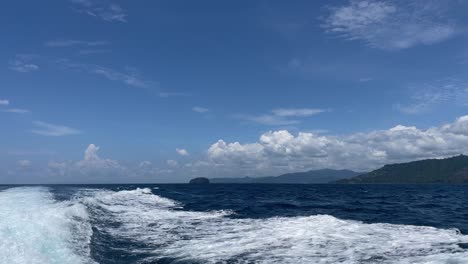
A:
[0, 184, 467, 264]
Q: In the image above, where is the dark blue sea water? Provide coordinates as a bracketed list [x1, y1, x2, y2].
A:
[1, 184, 467, 263]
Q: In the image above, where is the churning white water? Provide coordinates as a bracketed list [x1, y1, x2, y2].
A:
[0, 187, 95, 264]
[1, 186, 467, 263]
[81, 188, 468, 264]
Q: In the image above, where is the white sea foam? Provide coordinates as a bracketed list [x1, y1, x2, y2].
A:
[0, 187, 95, 264]
[82, 187, 468, 264]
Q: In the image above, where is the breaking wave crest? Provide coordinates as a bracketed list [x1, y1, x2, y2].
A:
[0, 187, 95, 264]
[81, 188, 468, 264]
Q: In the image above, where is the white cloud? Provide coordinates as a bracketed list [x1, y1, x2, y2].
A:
[176, 148, 189, 156]
[84, 144, 100, 161]
[236, 108, 327, 126]
[139, 160, 152, 168]
[236, 114, 300, 126]
[28, 144, 180, 182]
[9, 55, 39, 73]
[3, 108, 30, 114]
[359, 77, 373, 82]
[70, 0, 127, 22]
[0, 99, 9, 106]
[48, 144, 125, 179]
[76, 144, 122, 170]
[324, 0, 457, 50]
[31, 121, 81, 136]
[17, 160, 31, 167]
[45, 40, 109, 47]
[195, 115, 468, 176]
[192, 106, 209, 113]
[272, 108, 327, 117]
[167, 160, 178, 167]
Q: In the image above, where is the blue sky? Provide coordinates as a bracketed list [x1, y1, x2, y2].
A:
[2, 0, 468, 183]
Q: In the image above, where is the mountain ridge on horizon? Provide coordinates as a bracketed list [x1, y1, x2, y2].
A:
[210, 169, 362, 184]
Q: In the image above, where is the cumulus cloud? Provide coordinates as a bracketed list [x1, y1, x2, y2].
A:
[31, 121, 81, 136]
[48, 144, 125, 179]
[76, 144, 122, 170]
[196, 116, 468, 176]
[176, 148, 189, 156]
[0, 99, 9, 106]
[323, 0, 457, 50]
[40, 144, 178, 182]
[70, 0, 127, 22]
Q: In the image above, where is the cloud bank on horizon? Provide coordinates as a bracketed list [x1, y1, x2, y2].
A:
[2, 0, 468, 182]
[4, 116, 468, 183]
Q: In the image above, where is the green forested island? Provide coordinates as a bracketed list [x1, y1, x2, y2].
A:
[338, 155, 468, 184]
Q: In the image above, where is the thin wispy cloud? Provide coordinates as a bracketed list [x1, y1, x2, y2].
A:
[323, 0, 457, 50]
[57, 59, 153, 89]
[45, 40, 109, 47]
[92, 66, 150, 88]
[70, 0, 127, 22]
[9, 55, 39, 73]
[237, 114, 300, 126]
[272, 108, 326, 117]
[396, 79, 468, 114]
[0, 99, 9, 106]
[359, 77, 373, 82]
[8, 55, 183, 98]
[3, 108, 30, 114]
[192, 106, 209, 113]
[31, 121, 82, 136]
[78, 49, 111, 55]
[237, 108, 327, 126]
[17, 160, 31, 167]
[158, 92, 190, 98]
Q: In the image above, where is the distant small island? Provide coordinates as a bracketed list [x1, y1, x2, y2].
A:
[338, 155, 468, 184]
[189, 177, 210, 184]
[210, 169, 361, 184]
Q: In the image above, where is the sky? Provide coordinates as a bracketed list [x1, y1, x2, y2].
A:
[2, 0, 468, 183]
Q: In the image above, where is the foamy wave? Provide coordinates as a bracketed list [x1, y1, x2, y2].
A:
[0, 187, 95, 264]
[82, 188, 468, 264]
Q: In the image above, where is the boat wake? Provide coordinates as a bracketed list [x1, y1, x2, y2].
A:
[81, 187, 468, 264]
[1, 186, 467, 263]
[0, 187, 95, 264]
